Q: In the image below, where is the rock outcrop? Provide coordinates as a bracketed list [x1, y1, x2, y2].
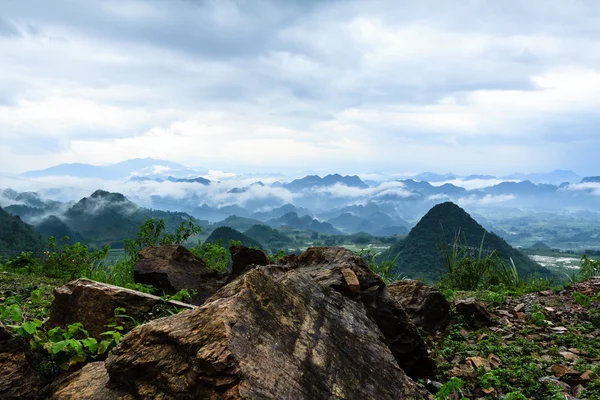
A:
[106, 269, 432, 399]
[0, 323, 44, 399]
[46, 279, 195, 338]
[227, 245, 269, 283]
[51, 362, 133, 400]
[388, 280, 451, 335]
[134, 244, 226, 304]
[271, 247, 435, 378]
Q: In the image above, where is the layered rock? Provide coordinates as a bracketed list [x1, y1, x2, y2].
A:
[46, 279, 195, 338]
[51, 362, 133, 400]
[0, 323, 44, 399]
[388, 280, 451, 335]
[227, 245, 269, 283]
[106, 269, 432, 399]
[134, 245, 226, 304]
[271, 247, 435, 378]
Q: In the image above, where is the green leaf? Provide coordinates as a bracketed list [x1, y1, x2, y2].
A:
[21, 321, 40, 335]
[51, 340, 70, 354]
[82, 337, 98, 354]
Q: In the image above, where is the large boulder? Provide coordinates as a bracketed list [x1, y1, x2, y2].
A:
[134, 245, 226, 304]
[46, 279, 195, 339]
[388, 280, 451, 335]
[106, 269, 432, 400]
[0, 323, 45, 399]
[227, 245, 269, 283]
[51, 362, 133, 400]
[272, 247, 435, 378]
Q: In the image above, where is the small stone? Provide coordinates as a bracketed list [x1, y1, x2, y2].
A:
[538, 376, 571, 392]
[514, 303, 525, 312]
[559, 351, 579, 361]
[541, 355, 553, 363]
[572, 384, 585, 398]
[550, 364, 579, 377]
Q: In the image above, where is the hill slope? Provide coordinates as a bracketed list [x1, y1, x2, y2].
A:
[380, 202, 548, 281]
[203, 226, 264, 250]
[0, 207, 44, 256]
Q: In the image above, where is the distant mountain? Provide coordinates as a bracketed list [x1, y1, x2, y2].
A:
[412, 172, 457, 182]
[529, 241, 552, 251]
[251, 204, 311, 221]
[373, 226, 409, 237]
[22, 158, 202, 180]
[582, 177, 600, 183]
[480, 181, 558, 196]
[464, 174, 497, 180]
[213, 215, 265, 232]
[379, 202, 548, 282]
[244, 224, 292, 253]
[35, 215, 84, 244]
[399, 180, 467, 197]
[129, 176, 211, 185]
[284, 174, 368, 192]
[0, 206, 44, 256]
[0, 188, 61, 209]
[203, 226, 263, 250]
[269, 212, 340, 234]
[501, 170, 581, 184]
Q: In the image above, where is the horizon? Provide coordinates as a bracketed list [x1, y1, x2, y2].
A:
[2, 1, 600, 175]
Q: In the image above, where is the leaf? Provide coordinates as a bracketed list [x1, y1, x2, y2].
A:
[82, 337, 98, 354]
[21, 321, 40, 335]
[51, 340, 70, 354]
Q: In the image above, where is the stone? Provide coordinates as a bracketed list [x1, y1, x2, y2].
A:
[559, 351, 579, 361]
[273, 247, 435, 378]
[0, 323, 45, 399]
[454, 298, 493, 325]
[106, 269, 432, 400]
[227, 245, 269, 283]
[46, 279, 195, 339]
[134, 244, 226, 304]
[572, 384, 586, 398]
[387, 279, 451, 335]
[538, 376, 572, 392]
[551, 364, 580, 377]
[51, 362, 134, 400]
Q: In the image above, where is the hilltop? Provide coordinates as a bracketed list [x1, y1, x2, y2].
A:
[380, 202, 548, 281]
[203, 226, 264, 250]
[0, 206, 44, 256]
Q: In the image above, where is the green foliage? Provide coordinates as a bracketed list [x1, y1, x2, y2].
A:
[435, 377, 467, 400]
[530, 304, 548, 326]
[43, 236, 110, 280]
[578, 255, 600, 281]
[191, 239, 229, 272]
[357, 248, 403, 284]
[504, 392, 528, 400]
[0, 206, 45, 256]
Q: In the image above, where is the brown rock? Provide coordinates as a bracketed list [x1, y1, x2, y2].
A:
[559, 351, 579, 361]
[551, 364, 579, 377]
[0, 324, 44, 399]
[134, 244, 226, 304]
[454, 298, 493, 325]
[387, 280, 451, 335]
[51, 362, 133, 400]
[46, 279, 195, 339]
[281, 247, 435, 378]
[227, 245, 269, 283]
[106, 269, 432, 400]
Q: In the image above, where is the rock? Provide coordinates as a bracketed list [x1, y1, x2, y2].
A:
[106, 269, 432, 400]
[387, 280, 451, 335]
[46, 279, 195, 339]
[572, 384, 586, 398]
[134, 244, 226, 304]
[454, 298, 493, 325]
[276, 247, 435, 378]
[551, 364, 580, 377]
[51, 362, 133, 400]
[538, 376, 572, 392]
[559, 351, 579, 361]
[570, 370, 598, 387]
[227, 245, 269, 283]
[0, 324, 44, 399]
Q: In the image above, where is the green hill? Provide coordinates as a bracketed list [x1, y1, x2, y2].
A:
[244, 224, 292, 253]
[214, 215, 265, 232]
[0, 207, 44, 256]
[35, 215, 84, 244]
[379, 202, 548, 282]
[203, 226, 264, 250]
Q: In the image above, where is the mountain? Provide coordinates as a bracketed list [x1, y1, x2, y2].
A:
[269, 212, 340, 234]
[481, 181, 558, 196]
[284, 174, 368, 192]
[412, 172, 457, 182]
[244, 224, 292, 252]
[379, 202, 548, 282]
[213, 215, 265, 232]
[35, 215, 85, 244]
[22, 158, 202, 180]
[582, 177, 600, 183]
[0, 206, 44, 256]
[203, 226, 263, 250]
[399, 180, 467, 197]
[501, 170, 581, 184]
[529, 241, 552, 251]
[129, 176, 211, 185]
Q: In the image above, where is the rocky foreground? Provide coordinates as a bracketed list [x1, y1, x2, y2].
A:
[1, 245, 599, 399]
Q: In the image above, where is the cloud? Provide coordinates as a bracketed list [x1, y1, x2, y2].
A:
[562, 182, 600, 196]
[457, 194, 517, 206]
[1, 0, 599, 175]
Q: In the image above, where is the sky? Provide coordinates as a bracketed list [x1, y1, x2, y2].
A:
[1, 0, 600, 176]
